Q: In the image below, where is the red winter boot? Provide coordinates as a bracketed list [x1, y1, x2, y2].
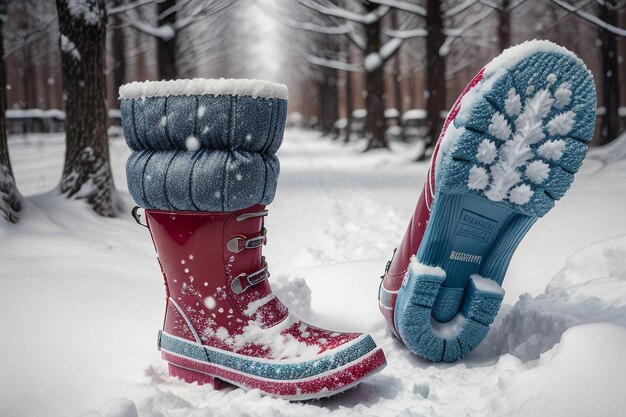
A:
[135, 205, 386, 399]
[120, 78, 385, 398]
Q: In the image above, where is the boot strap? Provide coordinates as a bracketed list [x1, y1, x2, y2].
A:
[230, 260, 270, 294]
[226, 228, 266, 253]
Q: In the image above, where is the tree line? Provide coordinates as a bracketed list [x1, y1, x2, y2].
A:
[0, 0, 625, 225]
[272, 0, 625, 154]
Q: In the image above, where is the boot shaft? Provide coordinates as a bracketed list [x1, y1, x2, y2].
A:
[145, 206, 289, 345]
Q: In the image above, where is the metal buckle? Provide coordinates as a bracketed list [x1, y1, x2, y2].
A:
[227, 236, 246, 253]
[226, 228, 267, 253]
[230, 261, 269, 294]
[131, 206, 148, 228]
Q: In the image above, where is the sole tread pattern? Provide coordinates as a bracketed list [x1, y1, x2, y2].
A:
[396, 45, 596, 362]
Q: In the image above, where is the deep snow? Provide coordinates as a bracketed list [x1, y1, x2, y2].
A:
[1, 129, 625, 417]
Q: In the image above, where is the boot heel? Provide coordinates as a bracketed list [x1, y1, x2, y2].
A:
[167, 363, 228, 389]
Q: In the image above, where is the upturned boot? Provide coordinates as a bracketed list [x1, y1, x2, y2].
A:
[379, 41, 596, 362]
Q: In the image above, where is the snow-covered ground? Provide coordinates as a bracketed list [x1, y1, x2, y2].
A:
[1, 129, 625, 417]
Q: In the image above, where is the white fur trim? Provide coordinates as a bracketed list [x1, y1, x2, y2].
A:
[119, 78, 289, 100]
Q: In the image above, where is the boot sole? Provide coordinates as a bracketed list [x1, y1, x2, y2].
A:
[159, 331, 387, 400]
[394, 42, 596, 362]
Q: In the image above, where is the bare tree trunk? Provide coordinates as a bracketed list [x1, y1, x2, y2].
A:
[111, 0, 126, 103]
[320, 66, 338, 135]
[423, 0, 446, 159]
[23, 48, 38, 110]
[364, 4, 388, 150]
[408, 73, 416, 110]
[0, 0, 21, 223]
[316, 78, 324, 131]
[393, 58, 403, 114]
[498, 0, 511, 52]
[329, 67, 339, 138]
[598, 0, 620, 145]
[157, 0, 177, 80]
[344, 68, 353, 143]
[56, 0, 118, 217]
[391, 9, 403, 114]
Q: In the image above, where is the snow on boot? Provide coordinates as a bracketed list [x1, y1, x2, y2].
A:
[120, 79, 386, 399]
[379, 40, 596, 362]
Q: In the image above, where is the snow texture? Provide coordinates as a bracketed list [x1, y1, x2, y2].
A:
[547, 111, 575, 136]
[60, 35, 81, 61]
[67, 0, 103, 26]
[475, 84, 577, 205]
[212, 314, 322, 361]
[352, 108, 367, 118]
[402, 108, 426, 121]
[485, 235, 626, 361]
[470, 274, 505, 295]
[525, 160, 550, 184]
[484, 39, 581, 78]
[435, 123, 464, 174]
[384, 108, 400, 118]
[272, 275, 314, 321]
[407, 255, 446, 278]
[554, 84, 572, 109]
[467, 165, 489, 190]
[2, 129, 626, 417]
[82, 398, 138, 417]
[505, 88, 522, 116]
[243, 294, 276, 316]
[508, 183, 533, 205]
[475, 139, 497, 164]
[587, 130, 626, 162]
[538, 139, 566, 161]
[488, 112, 512, 140]
[119, 78, 288, 100]
[334, 118, 347, 129]
[430, 314, 466, 339]
[364, 53, 383, 72]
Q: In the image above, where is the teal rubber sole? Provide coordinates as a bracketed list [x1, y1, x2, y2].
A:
[395, 43, 596, 362]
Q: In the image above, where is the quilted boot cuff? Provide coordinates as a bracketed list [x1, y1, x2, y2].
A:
[119, 78, 288, 212]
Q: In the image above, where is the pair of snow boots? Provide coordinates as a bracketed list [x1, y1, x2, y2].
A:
[120, 40, 596, 399]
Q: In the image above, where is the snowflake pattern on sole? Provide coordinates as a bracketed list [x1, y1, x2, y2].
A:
[468, 82, 578, 206]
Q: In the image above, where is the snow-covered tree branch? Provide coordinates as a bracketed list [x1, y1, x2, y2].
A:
[550, 0, 626, 37]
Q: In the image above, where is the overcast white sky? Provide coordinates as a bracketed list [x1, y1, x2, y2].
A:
[244, 0, 284, 82]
